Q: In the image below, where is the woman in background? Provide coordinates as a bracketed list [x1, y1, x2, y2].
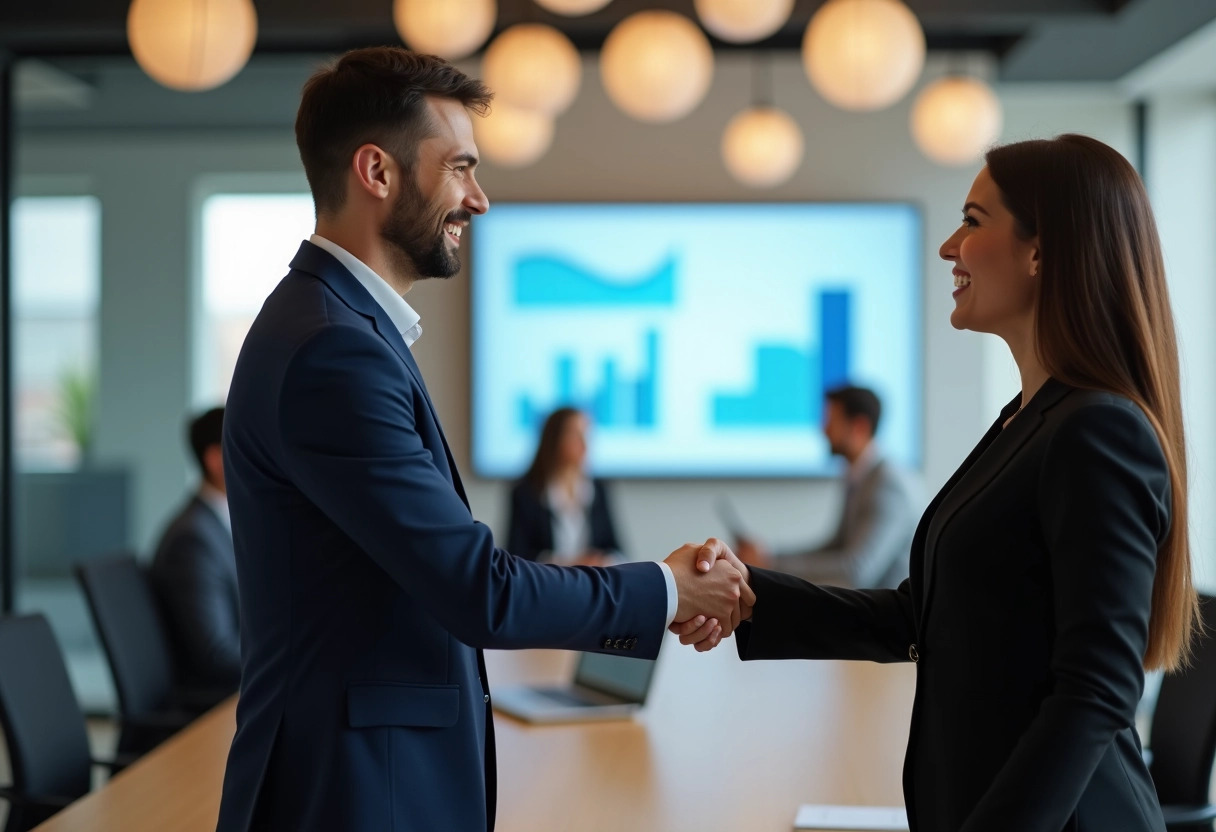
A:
[507, 407, 624, 565]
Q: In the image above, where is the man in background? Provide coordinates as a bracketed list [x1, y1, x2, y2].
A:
[149, 406, 240, 704]
[736, 385, 921, 589]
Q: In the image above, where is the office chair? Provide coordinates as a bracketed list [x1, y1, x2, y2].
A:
[74, 554, 197, 757]
[0, 614, 129, 832]
[1149, 593, 1216, 832]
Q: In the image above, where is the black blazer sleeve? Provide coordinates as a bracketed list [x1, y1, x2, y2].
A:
[735, 567, 917, 664]
[589, 479, 623, 556]
[960, 402, 1169, 832]
[505, 481, 549, 561]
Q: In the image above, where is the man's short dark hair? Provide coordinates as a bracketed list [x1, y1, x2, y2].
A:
[295, 46, 493, 215]
[188, 407, 225, 475]
[825, 385, 882, 435]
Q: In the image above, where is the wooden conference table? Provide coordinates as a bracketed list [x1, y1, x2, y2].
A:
[34, 641, 915, 832]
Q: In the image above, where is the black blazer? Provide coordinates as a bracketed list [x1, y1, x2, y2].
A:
[737, 379, 1170, 832]
[506, 478, 622, 562]
[149, 495, 241, 699]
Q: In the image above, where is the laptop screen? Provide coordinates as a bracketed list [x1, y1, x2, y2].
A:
[574, 650, 659, 703]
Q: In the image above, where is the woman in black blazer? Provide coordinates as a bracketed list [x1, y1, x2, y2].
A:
[675, 135, 1199, 832]
[506, 407, 624, 565]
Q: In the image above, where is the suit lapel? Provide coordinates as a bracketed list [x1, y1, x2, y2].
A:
[919, 379, 1072, 619]
[288, 241, 471, 509]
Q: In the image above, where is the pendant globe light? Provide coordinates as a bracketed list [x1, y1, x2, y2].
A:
[534, 0, 613, 14]
[911, 76, 1003, 166]
[393, 0, 497, 61]
[482, 24, 581, 116]
[474, 102, 556, 168]
[127, 0, 257, 92]
[600, 10, 714, 123]
[694, 0, 794, 44]
[802, 0, 925, 112]
[722, 107, 804, 187]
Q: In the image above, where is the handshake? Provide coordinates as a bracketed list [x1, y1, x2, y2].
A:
[663, 538, 755, 652]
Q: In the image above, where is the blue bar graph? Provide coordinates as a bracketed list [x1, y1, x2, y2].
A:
[712, 288, 852, 428]
[821, 290, 851, 390]
[518, 330, 660, 430]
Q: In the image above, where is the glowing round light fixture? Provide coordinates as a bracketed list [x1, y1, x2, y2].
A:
[721, 106, 804, 187]
[694, 0, 794, 44]
[600, 10, 714, 123]
[802, 0, 925, 111]
[911, 76, 1003, 166]
[127, 0, 257, 92]
[393, 0, 496, 60]
[482, 24, 581, 116]
[474, 102, 555, 168]
[535, 0, 613, 14]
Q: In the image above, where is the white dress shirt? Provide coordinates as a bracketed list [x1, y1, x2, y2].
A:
[198, 481, 231, 533]
[310, 234, 423, 347]
[306, 235, 678, 625]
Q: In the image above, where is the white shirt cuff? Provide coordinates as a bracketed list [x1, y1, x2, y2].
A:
[657, 562, 678, 628]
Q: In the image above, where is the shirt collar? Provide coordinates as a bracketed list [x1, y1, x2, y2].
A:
[309, 234, 423, 347]
[847, 443, 882, 486]
[198, 482, 231, 533]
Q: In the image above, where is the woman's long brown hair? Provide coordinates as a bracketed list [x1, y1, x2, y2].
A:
[521, 407, 583, 495]
[985, 134, 1197, 670]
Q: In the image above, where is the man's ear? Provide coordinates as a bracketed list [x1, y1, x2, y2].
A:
[350, 143, 394, 200]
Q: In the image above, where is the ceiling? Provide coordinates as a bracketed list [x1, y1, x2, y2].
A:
[7, 0, 1216, 133]
[3, 0, 1215, 83]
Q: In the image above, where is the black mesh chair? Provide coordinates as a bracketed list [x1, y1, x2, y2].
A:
[0, 614, 129, 832]
[75, 554, 198, 757]
[1149, 594, 1216, 832]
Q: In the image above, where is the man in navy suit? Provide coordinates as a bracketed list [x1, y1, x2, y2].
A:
[150, 406, 240, 705]
[215, 47, 750, 832]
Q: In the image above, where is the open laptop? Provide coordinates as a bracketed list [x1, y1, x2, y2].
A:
[491, 648, 660, 724]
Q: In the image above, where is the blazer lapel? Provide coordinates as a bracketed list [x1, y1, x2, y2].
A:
[920, 378, 1072, 618]
[288, 241, 471, 509]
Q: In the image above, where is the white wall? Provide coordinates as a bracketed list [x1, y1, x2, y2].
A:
[16, 55, 1159, 568]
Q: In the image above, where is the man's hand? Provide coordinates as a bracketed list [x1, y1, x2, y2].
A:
[664, 538, 755, 650]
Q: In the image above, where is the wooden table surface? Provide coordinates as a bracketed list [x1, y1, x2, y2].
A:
[34, 639, 915, 832]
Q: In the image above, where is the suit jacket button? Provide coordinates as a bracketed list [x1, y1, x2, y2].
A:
[603, 638, 613, 649]
[484, 694, 490, 704]
[613, 638, 624, 649]
[908, 643, 919, 663]
[626, 638, 637, 650]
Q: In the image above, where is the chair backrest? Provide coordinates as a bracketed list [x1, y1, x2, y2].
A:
[1149, 593, 1216, 805]
[75, 554, 177, 717]
[0, 614, 92, 826]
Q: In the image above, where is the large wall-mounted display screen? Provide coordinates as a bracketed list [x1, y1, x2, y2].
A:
[472, 202, 922, 478]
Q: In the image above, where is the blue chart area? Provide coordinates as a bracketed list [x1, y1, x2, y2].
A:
[515, 255, 676, 306]
[514, 253, 671, 430]
[517, 330, 659, 430]
[472, 202, 920, 477]
[712, 290, 852, 427]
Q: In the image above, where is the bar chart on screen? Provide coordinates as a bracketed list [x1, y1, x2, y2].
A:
[473, 203, 921, 478]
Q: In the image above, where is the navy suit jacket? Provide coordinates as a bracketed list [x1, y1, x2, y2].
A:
[149, 495, 241, 699]
[737, 379, 1169, 832]
[216, 241, 668, 832]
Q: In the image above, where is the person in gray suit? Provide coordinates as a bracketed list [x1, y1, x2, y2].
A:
[149, 407, 240, 703]
[736, 385, 921, 589]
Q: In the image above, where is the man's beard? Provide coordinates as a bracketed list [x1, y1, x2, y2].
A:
[380, 179, 465, 280]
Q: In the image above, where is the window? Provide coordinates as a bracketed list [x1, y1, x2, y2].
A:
[197, 193, 315, 405]
[13, 196, 101, 470]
